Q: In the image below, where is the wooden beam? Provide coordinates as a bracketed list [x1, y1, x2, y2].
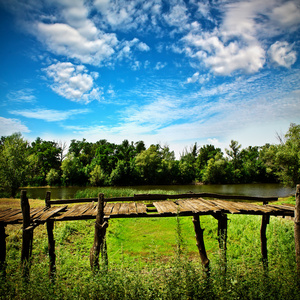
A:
[0, 223, 7, 277]
[212, 213, 228, 273]
[90, 193, 108, 271]
[21, 190, 33, 280]
[45, 191, 56, 281]
[260, 214, 270, 271]
[192, 215, 210, 274]
[294, 185, 300, 274]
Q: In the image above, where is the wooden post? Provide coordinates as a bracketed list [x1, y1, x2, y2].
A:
[90, 193, 108, 271]
[192, 215, 210, 274]
[212, 213, 227, 273]
[217, 214, 228, 251]
[294, 184, 300, 274]
[261, 214, 270, 271]
[21, 190, 33, 280]
[0, 223, 7, 277]
[217, 213, 227, 273]
[45, 191, 56, 281]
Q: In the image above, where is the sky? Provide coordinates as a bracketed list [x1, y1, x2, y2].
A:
[0, 0, 299, 157]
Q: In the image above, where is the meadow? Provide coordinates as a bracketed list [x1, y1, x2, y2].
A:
[0, 188, 299, 299]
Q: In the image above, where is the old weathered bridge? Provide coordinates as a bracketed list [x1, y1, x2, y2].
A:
[0, 188, 299, 279]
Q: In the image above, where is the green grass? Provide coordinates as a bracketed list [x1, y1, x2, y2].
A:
[1, 188, 299, 299]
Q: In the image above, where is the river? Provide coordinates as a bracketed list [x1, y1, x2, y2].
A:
[22, 183, 295, 200]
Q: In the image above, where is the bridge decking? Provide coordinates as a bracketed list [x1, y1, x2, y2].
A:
[0, 198, 294, 226]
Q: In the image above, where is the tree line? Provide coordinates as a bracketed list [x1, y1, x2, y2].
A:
[0, 123, 299, 197]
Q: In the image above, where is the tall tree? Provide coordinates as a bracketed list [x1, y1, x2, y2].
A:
[0, 133, 29, 197]
[28, 137, 62, 186]
[275, 123, 300, 186]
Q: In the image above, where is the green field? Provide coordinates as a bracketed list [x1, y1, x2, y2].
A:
[0, 189, 299, 299]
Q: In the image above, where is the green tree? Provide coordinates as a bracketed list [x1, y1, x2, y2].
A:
[179, 143, 198, 183]
[195, 144, 223, 182]
[28, 137, 62, 186]
[0, 133, 29, 197]
[225, 140, 242, 183]
[46, 168, 61, 186]
[61, 153, 87, 186]
[202, 153, 228, 184]
[274, 123, 300, 186]
[89, 165, 106, 186]
[135, 144, 162, 184]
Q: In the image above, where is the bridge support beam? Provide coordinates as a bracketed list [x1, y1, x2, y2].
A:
[0, 223, 7, 278]
[21, 190, 33, 281]
[45, 191, 56, 282]
[261, 214, 270, 271]
[90, 193, 108, 271]
[192, 215, 210, 275]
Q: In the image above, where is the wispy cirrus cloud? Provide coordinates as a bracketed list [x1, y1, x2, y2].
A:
[9, 108, 90, 122]
[7, 88, 36, 103]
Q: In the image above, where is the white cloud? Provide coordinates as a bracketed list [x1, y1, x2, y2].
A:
[154, 62, 167, 70]
[9, 108, 90, 122]
[137, 42, 150, 51]
[43, 61, 102, 103]
[271, 1, 300, 29]
[180, 0, 299, 76]
[0, 117, 30, 135]
[7, 88, 36, 103]
[186, 72, 199, 84]
[163, 3, 190, 30]
[36, 22, 118, 66]
[268, 41, 297, 68]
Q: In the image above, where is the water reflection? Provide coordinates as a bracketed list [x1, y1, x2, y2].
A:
[23, 183, 295, 200]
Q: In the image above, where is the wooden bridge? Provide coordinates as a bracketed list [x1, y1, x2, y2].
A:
[0, 188, 299, 280]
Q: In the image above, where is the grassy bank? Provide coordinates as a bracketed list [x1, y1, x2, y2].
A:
[0, 188, 299, 299]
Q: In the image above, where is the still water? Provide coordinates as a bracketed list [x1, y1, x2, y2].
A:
[23, 183, 295, 200]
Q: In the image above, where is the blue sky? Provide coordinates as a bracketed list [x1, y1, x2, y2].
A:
[0, 0, 299, 156]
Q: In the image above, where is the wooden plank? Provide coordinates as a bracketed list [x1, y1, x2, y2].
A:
[136, 203, 147, 214]
[210, 200, 241, 214]
[118, 203, 129, 215]
[4, 212, 24, 223]
[176, 200, 197, 213]
[53, 205, 80, 220]
[128, 202, 138, 215]
[267, 204, 294, 212]
[0, 209, 22, 222]
[39, 206, 68, 221]
[111, 203, 121, 215]
[81, 203, 97, 216]
[153, 201, 178, 214]
[64, 204, 91, 218]
[30, 207, 47, 219]
[104, 203, 114, 215]
[186, 199, 220, 213]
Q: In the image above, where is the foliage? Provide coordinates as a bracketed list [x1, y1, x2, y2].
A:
[46, 168, 61, 186]
[27, 137, 61, 186]
[0, 133, 30, 197]
[0, 123, 299, 191]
